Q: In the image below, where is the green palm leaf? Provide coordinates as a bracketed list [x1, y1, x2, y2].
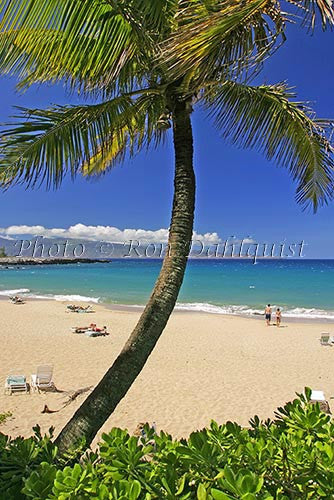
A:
[204, 81, 334, 210]
[0, 0, 159, 95]
[161, 0, 334, 91]
[290, 0, 334, 29]
[107, 0, 179, 35]
[161, 0, 286, 90]
[0, 92, 167, 188]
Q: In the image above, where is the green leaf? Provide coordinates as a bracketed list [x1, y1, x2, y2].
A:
[129, 480, 141, 500]
[211, 489, 233, 500]
[197, 483, 207, 500]
[176, 474, 186, 495]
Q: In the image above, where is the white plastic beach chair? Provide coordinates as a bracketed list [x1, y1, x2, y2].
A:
[31, 365, 54, 392]
[320, 333, 332, 346]
[4, 374, 29, 395]
[310, 390, 331, 413]
[311, 390, 326, 401]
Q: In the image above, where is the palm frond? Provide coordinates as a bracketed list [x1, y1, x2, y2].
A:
[204, 81, 334, 210]
[288, 0, 334, 29]
[161, 0, 286, 91]
[106, 0, 179, 36]
[0, 92, 167, 188]
[0, 0, 156, 95]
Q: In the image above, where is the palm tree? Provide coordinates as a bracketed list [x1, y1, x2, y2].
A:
[0, 0, 333, 452]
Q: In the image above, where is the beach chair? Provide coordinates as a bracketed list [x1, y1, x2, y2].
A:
[5, 374, 29, 395]
[310, 390, 331, 414]
[320, 333, 332, 346]
[311, 390, 325, 401]
[31, 365, 54, 392]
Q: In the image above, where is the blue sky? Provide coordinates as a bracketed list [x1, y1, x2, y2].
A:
[0, 23, 333, 258]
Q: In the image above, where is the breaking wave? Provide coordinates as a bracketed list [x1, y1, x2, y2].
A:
[175, 302, 334, 320]
[0, 288, 100, 303]
[1, 288, 333, 319]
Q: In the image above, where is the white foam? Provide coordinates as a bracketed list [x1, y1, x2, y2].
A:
[175, 302, 334, 320]
[0, 288, 100, 303]
[1, 288, 333, 319]
[0, 288, 30, 296]
[175, 302, 263, 316]
[283, 307, 334, 320]
[29, 293, 100, 303]
[52, 294, 100, 303]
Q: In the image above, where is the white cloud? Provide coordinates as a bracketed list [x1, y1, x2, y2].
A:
[0, 223, 222, 244]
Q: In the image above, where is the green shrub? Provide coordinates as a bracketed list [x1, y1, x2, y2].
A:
[1, 389, 334, 499]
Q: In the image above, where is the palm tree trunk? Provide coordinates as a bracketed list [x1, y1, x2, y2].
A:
[55, 99, 195, 452]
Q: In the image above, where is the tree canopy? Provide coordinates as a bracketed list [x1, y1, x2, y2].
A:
[0, 0, 333, 210]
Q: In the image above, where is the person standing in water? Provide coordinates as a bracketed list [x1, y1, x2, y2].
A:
[276, 308, 281, 327]
[265, 304, 272, 326]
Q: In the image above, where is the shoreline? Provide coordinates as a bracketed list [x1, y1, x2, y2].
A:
[103, 303, 334, 324]
[2, 293, 334, 324]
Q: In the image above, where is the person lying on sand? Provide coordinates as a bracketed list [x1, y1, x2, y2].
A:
[73, 326, 90, 333]
[10, 295, 25, 304]
[67, 304, 92, 313]
[73, 324, 108, 334]
[86, 325, 109, 336]
[72, 323, 96, 333]
[89, 324, 108, 333]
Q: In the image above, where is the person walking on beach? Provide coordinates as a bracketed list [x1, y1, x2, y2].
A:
[276, 308, 281, 327]
[265, 304, 272, 326]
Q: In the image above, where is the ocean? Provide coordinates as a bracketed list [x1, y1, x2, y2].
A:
[0, 259, 333, 320]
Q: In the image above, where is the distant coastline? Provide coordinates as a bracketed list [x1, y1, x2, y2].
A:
[0, 257, 110, 266]
[0, 256, 287, 265]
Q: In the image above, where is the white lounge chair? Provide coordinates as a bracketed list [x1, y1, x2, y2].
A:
[5, 374, 29, 395]
[311, 390, 325, 401]
[310, 390, 331, 414]
[31, 365, 54, 392]
[320, 333, 332, 346]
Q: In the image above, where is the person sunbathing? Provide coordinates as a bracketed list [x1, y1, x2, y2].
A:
[11, 296, 24, 304]
[87, 325, 109, 335]
[73, 326, 90, 333]
[72, 322, 99, 333]
[68, 304, 92, 313]
[94, 325, 107, 333]
[67, 304, 77, 311]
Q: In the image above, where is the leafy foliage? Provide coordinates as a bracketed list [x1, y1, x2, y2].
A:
[1, 390, 334, 499]
[161, 0, 286, 89]
[0, 92, 167, 188]
[204, 81, 334, 210]
[0, 0, 334, 209]
[0, 0, 167, 95]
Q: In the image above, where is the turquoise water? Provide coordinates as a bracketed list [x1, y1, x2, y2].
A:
[0, 259, 334, 319]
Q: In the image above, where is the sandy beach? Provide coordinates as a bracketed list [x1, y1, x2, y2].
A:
[0, 299, 333, 444]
